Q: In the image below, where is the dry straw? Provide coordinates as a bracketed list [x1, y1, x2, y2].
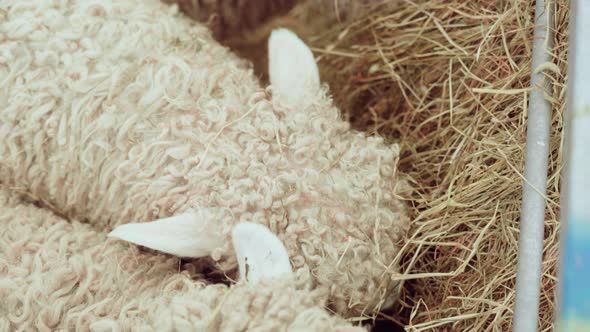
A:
[273, 0, 567, 330]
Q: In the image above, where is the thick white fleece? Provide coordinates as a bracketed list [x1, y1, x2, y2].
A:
[0, 187, 366, 331]
[0, 0, 409, 315]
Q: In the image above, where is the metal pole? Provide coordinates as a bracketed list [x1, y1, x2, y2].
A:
[513, 0, 554, 331]
[556, 0, 590, 330]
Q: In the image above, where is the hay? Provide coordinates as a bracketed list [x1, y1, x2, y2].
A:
[281, 0, 568, 330]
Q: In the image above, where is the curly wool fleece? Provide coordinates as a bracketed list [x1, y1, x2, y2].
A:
[0, 187, 365, 331]
[0, 0, 409, 315]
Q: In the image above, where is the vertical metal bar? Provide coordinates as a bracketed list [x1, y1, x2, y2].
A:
[512, 0, 554, 331]
[556, 0, 590, 330]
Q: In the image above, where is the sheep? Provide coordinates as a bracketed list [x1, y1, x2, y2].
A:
[0, 0, 409, 316]
[0, 186, 365, 331]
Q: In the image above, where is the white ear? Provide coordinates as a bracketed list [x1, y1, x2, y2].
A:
[108, 210, 224, 258]
[231, 222, 293, 283]
[268, 28, 320, 108]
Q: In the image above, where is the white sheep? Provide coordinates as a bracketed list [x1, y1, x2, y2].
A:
[0, 0, 409, 316]
[0, 186, 365, 331]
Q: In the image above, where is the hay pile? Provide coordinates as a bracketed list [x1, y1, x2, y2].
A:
[175, 0, 568, 329]
[283, 0, 568, 330]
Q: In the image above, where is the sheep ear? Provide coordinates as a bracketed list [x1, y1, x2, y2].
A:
[268, 28, 320, 108]
[232, 222, 293, 283]
[108, 210, 224, 258]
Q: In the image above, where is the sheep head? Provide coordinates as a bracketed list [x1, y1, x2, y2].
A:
[107, 28, 408, 315]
